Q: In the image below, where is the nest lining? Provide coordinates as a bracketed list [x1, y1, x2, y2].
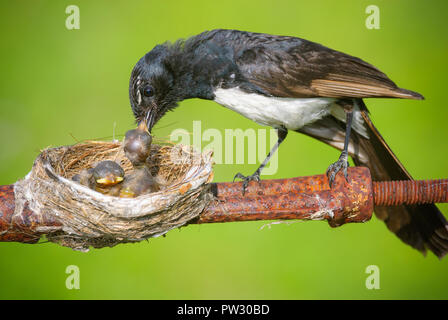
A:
[13, 140, 214, 251]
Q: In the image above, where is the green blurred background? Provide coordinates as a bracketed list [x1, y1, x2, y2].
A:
[1, 0, 447, 299]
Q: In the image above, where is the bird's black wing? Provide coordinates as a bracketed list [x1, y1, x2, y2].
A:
[220, 31, 423, 99]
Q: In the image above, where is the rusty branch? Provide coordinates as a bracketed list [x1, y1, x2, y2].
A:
[1, 167, 447, 245]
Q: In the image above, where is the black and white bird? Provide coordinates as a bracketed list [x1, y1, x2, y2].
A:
[128, 29, 448, 258]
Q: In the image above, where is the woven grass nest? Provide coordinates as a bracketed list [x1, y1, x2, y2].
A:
[14, 140, 214, 251]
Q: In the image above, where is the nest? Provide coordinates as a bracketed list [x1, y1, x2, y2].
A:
[13, 140, 214, 251]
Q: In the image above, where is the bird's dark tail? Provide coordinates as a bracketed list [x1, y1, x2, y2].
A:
[298, 102, 448, 258]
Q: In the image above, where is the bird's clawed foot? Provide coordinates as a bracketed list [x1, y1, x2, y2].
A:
[326, 151, 349, 187]
[233, 170, 261, 195]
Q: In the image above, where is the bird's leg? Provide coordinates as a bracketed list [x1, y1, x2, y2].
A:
[326, 106, 354, 187]
[234, 127, 288, 195]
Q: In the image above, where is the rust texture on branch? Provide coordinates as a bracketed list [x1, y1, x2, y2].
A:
[199, 167, 373, 227]
[1, 167, 447, 246]
[0, 185, 61, 243]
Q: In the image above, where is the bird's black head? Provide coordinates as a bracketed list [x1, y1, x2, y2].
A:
[129, 45, 178, 132]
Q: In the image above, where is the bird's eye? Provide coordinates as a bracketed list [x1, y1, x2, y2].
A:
[143, 85, 154, 97]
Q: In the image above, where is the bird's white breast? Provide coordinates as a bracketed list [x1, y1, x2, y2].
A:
[213, 87, 336, 130]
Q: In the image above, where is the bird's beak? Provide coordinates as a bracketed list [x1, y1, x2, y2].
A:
[114, 176, 124, 183]
[137, 120, 149, 132]
[96, 175, 124, 186]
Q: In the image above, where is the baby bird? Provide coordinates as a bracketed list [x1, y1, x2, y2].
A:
[119, 166, 159, 198]
[120, 122, 159, 198]
[72, 160, 125, 196]
[91, 160, 125, 196]
[72, 168, 95, 188]
[123, 121, 152, 167]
